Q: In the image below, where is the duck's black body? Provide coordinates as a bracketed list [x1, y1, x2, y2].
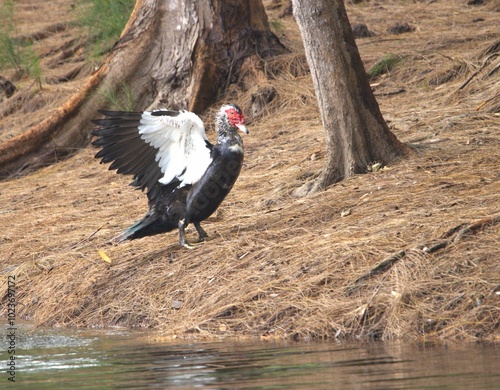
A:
[187, 143, 244, 223]
[91, 104, 248, 248]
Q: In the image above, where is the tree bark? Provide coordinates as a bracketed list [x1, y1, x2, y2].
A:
[0, 0, 286, 178]
[291, 0, 410, 196]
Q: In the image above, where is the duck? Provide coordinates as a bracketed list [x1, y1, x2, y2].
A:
[91, 104, 248, 248]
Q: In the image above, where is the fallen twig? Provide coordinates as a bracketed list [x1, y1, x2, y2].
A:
[67, 225, 104, 250]
[476, 92, 500, 111]
[353, 250, 406, 285]
[373, 87, 406, 97]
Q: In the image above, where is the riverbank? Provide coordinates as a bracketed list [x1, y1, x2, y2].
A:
[0, 1, 499, 341]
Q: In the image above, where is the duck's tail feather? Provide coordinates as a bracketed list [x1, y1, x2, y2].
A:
[112, 208, 177, 243]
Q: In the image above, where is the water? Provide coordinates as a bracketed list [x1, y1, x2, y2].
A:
[2, 323, 499, 389]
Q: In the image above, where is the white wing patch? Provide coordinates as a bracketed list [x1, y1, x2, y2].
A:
[138, 110, 212, 187]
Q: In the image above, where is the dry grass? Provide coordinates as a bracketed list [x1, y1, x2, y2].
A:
[0, 1, 499, 341]
[0, 0, 90, 142]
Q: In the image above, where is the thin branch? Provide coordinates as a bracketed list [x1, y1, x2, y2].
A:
[455, 54, 497, 92]
[345, 214, 500, 295]
[67, 225, 104, 250]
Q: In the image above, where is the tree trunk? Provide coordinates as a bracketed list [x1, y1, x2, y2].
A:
[290, 0, 410, 196]
[0, 0, 286, 178]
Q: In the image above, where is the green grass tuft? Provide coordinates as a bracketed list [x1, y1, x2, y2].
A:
[76, 0, 135, 63]
[0, 0, 43, 85]
[100, 81, 135, 111]
[367, 54, 403, 79]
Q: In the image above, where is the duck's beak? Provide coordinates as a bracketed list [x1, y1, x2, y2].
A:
[236, 123, 249, 135]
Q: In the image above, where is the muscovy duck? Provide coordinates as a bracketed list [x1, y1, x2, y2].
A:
[91, 104, 248, 248]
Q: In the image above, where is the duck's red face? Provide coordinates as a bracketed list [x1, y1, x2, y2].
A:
[225, 106, 248, 134]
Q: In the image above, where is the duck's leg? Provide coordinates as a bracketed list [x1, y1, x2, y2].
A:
[178, 219, 194, 249]
[178, 219, 205, 249]
[194, 222, 209, 242]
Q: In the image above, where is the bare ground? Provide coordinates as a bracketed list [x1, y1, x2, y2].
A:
[0, 0, 499, 341]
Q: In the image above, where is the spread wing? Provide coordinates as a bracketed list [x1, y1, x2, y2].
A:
[92, 109, 213, 204]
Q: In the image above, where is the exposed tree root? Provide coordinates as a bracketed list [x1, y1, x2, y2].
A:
[17, 22, 69, 43]
[46, 64, 87, 84]
[0, 0, 286, 178]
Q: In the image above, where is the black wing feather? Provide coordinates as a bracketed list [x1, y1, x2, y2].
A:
[92, 125, 143, 139]
[95, 134, 148, 163]
[114, 143, 156, 175]
[91, 110, 177, 203]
